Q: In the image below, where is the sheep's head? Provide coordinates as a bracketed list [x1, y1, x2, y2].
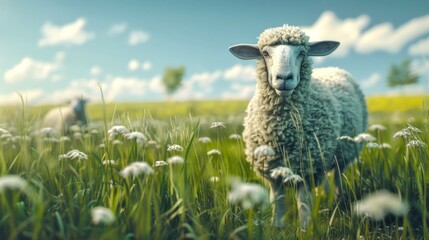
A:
[229, 25, 339, 98]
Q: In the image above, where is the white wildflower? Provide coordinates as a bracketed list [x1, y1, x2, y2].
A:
[407, 125, 421, 133]
[167, 144, 183, 152]
[229, 134, 241, 140]
[0, 175, 28, 192]
[406, 140, 426, 148]
[39, 127, 57, 136]
[393, 129, 411, 139]
[210, 122, 226, 128]
[368, 124, 386, 131]
[354, 190, 409, 221]
[337, 136, 354, 141]
[354, 133, 376, 143]
[59, 149, 88, 161]
[44, 137, 59, 143]
[119, 162, 154, 178]
[198, 137, 212, 143]
[73, 132, 82, 139]
[210, 176, 219, 183]
[0, 133, 12, 140]
[108, 125, 129, 138]
[154, 161, 168, 167]
[90, 129, 99, 134]
[147, 140, 160, 148]
[98, 143, 106, 149]
[91, 206, 115, 225]
[112, 140, 123, 145]
[207, 149, 221, 156]
[380, 143, 391, 149]
[0, 128, 9, 134]
[366, 142, 380, 149]
[124, 131, 147, 146]
[69, 125, 81, 133]
[167, 156, 184, 165]
[254, 145, 276, 159]
[60, 136, 71, 142]
[270, 167, 303, 185]
[228, 179, 269, 209]
[102, 160, 116, 165]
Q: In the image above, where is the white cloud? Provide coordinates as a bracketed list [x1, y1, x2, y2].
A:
[128, 59, 140, 71]
[223, 64, 256, 81]
[302, 11, 370, 57]
[360, 73, 382, 88]
[142, 61, 152, 71]
[222, 83, 255, 100]
[189, 70, 222, 85]
[3, 52, 64, 83]
[148, 76, 164, 93]
[411, 58, 429, 81]
[129, 30, 150, 45]
[38, 18, 94, 47]
[355, 14, 429, 54]
[107, 23, 127, 36]
[0, 89, 44, 104]
[105, 77, 146, 101]
[409, 36, 429, 56]
[90, 66, 102, 76]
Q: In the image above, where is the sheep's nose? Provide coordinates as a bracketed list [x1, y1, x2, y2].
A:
[276, 74, 293, 82]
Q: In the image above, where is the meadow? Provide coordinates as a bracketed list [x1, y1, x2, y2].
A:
[0, 94, 428, 239]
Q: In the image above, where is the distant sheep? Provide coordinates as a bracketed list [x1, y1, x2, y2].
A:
[229, 25, 367, 229]
[43, 97, 89, 134]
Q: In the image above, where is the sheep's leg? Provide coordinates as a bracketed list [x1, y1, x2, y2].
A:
[296, 184, 312, 230]
[270, 182, 286, 227]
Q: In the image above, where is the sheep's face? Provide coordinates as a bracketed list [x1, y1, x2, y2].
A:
[229, 41, 340, 98]
[261, 44, 304, 98]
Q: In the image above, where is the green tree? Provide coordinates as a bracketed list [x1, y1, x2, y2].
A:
[387, 59, 419, 88]
[162, 66, 185, 96]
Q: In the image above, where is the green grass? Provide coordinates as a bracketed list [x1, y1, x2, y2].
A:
[0, 95, 428, 239]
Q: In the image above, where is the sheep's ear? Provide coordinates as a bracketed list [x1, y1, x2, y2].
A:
[229, 44, 261, 60]
[308, 41, 340, 56]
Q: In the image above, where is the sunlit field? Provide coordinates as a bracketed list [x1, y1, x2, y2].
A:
[0, 95, 428, 239]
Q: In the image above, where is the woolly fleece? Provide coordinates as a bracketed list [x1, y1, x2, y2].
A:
[243, 25, 368, 183]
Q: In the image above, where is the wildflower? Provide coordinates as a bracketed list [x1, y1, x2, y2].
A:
[366, 142, 380, 149]
[228, 179, 269, 209]
[167, 156, 184, 165]
[124, 131, 147, 146]
[44, 137, 60, 143]
[119, 162, 154, 178]
[406, 124, 421, 133]
[60, 136, 71, 142]
[102, 160, 116, 165]
[207, 149, 221, 156]
[108, 125, 129, 138]
[368, 124, 386, 131]
[229, 134, 241, 140]
[270, 167, 303, 185]
[91, 206, 115, 225]
[59, 149, 88, 161]
[379, 143, 391, 149]
[210, 176, 219, 183]
[337, 136, 354, 142]
[90, 129, 99, 134]
[167, 144, 183, 152]
[210, 122, 226, 128]
[39, 127, 57, 136]
[98, 143, 106, 149]
[254, 145, 276, 159]
[393, 129, 411, 139]
[0, 133, 12, 140]
[354, 133, 376, 143]
[354, 190, 409, 221]
[69, 125, 81, 133]
[112, 140, 123, 145]
[154, 160, 168, 167]
[198, 137, 212, 143]
[0, 175, 28, 192]
[0, 128, 9, 134]
[406, 140, 426, 148]
[73, 132, 82, 139]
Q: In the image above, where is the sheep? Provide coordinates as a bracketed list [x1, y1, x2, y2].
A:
[43, 96, 89, 134]
[229, 24, 368, 229]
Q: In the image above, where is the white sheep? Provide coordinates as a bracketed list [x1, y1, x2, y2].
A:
[43, 97, 89, 134]
[229, 25, 368, 229]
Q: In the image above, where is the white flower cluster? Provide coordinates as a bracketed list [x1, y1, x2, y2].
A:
[91, 206, 115, 225]
[120, 162, 154, 178]
[228, 179, 269, 209]
[59, 149, 88, 161]
[167, 144, 183, 152]
[108, 125, 129, 138]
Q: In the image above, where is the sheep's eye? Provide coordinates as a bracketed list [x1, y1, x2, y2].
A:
[298, 51, 305, 57]
[262, 50, 270, 57]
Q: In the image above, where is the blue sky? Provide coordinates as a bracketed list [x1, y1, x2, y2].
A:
[1, 0, 429, 104]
